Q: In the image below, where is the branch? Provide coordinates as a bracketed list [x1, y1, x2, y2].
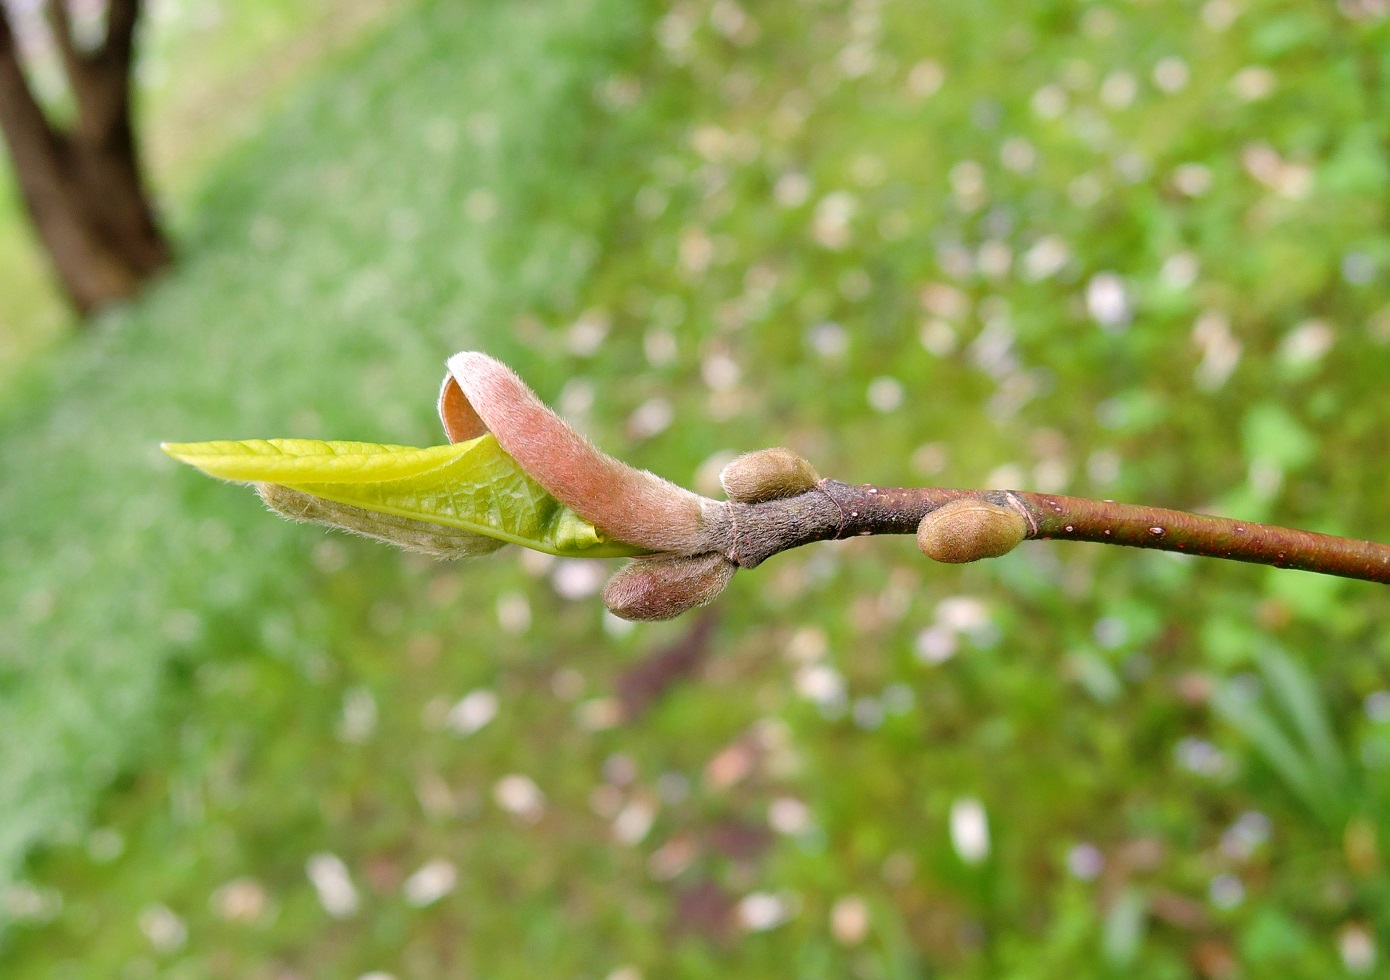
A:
[437, 354, 1390, 618]
[44, 0, 90, 89]
[719, 482, 1390, 582]
[40, 0, 140, 138]
[0, 3, 64, 163]
[185, 352, 1390, 622]
[98, 0, 140, 73]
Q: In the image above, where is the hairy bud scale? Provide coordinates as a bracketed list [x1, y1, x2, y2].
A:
[917, 499, 1027, 563]
[602, 552, 737, 621]
[719, 448, 820, 503]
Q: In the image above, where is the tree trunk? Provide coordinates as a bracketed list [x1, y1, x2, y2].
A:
[0, 0, 171, 318]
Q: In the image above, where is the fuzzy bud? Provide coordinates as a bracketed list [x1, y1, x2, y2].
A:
[917, 498, 1027, 564]
[602, 552, 737, 621]
[719, 448, 820, 503]
[446, 352, 723, 555]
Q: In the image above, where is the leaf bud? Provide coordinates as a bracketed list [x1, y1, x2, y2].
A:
[602, 552, 737, 621]
[917, 498, 1027, 564]
[719, 448, 820, 503]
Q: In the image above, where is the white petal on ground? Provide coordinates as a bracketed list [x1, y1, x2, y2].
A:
[403, 858, 458, 907]
[306, 853, 359, 918]
[737, 891, 793, 932]
[138, 904, 187, 952]
[447, 689, 499, 736]
[950, 797, 991, 864]
[494, 774, 546, 823]
[1086, 272, 1132, 331]
[830, 895, 870, 945]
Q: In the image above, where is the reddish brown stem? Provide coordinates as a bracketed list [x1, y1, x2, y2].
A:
[1011, 491, 1390, 582]
[725, 482, 1390, 584]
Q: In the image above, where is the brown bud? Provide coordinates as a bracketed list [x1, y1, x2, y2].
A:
[917, 498, 1027, 564]
[719, 448, 820, 503]
[603, 552, 737, 621]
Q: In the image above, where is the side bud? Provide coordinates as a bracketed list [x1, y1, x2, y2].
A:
[719, 448, 820, 503]
[917, 498, 1027, 564]
[603, 552, 737, 621]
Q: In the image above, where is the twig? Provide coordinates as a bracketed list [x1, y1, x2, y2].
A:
[721, 482, 1390, 583]
[447, 353, 1390, 618]
[227, 352, 1390, 621]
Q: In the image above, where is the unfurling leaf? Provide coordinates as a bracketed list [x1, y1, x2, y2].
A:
[444, 352, 724, 554]
[162, 435, 649, 559]
[256, 483, 505, 559]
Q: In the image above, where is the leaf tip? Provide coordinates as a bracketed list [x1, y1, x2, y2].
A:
[160, 442, 200, 466]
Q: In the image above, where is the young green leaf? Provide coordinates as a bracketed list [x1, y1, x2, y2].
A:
[255, 483, 507, 559]
[162, 435, 650, 559]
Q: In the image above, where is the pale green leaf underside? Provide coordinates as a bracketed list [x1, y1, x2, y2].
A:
[161, 435, 647, 559]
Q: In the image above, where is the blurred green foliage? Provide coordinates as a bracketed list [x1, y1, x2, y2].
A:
[2, 0, 1390, 976]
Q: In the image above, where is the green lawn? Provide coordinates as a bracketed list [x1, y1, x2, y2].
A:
[3, 0, 1390, 976]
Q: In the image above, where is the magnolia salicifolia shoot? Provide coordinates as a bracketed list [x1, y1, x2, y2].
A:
[163, 352, 1390, 621]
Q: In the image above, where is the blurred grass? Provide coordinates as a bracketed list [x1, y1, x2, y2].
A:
[3, 0, 1390, 976]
